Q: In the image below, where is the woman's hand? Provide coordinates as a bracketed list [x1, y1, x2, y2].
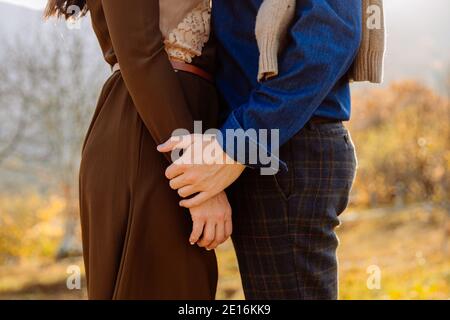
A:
[188, 191, 232, 251]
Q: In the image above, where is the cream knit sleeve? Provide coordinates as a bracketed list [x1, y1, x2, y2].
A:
[349, 0, 385, 83]
[255, 0, 296, 82]
[255, 0, 386, 84]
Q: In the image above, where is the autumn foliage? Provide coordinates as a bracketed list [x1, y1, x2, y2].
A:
[349, 81, 450, 207]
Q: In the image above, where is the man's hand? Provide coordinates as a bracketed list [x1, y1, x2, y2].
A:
[188, 191, 232, 250]
[157, 134, 245, 208]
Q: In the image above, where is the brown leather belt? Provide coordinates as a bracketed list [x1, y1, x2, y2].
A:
[112, 60, 214, 83]
[170, 60, 214, 83]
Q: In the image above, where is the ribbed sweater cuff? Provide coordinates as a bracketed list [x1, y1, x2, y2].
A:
[352, 50, 384, 84]
[258, 37, 279, 82]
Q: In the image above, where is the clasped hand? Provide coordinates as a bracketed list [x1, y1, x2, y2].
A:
[157, 134, 245, 250]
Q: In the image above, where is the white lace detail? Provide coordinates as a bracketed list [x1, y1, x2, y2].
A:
[164, 0, 211, 63]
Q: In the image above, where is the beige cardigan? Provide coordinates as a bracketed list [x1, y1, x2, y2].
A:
[256, 0, 386, 83]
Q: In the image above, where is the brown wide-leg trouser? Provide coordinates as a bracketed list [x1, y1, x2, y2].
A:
[79, 71, 218, 300]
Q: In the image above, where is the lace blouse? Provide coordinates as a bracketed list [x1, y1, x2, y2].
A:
[160, 0, 211, 63]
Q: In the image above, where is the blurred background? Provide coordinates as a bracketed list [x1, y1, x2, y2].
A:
[0, 0, 448, 300]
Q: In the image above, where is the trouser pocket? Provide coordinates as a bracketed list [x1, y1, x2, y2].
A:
[273, 140, 294, 200]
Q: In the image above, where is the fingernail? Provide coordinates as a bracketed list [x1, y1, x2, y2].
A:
[190, 241, 195, 245]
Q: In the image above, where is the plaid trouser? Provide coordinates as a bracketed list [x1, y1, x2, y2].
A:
[229, 121, 357, 300]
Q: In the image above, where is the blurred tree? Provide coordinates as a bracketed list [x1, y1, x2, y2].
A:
[0, 26, 106, 259]
[350, 81, 450, 208]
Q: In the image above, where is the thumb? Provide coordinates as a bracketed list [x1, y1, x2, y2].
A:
[157, 134, 193, 153]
